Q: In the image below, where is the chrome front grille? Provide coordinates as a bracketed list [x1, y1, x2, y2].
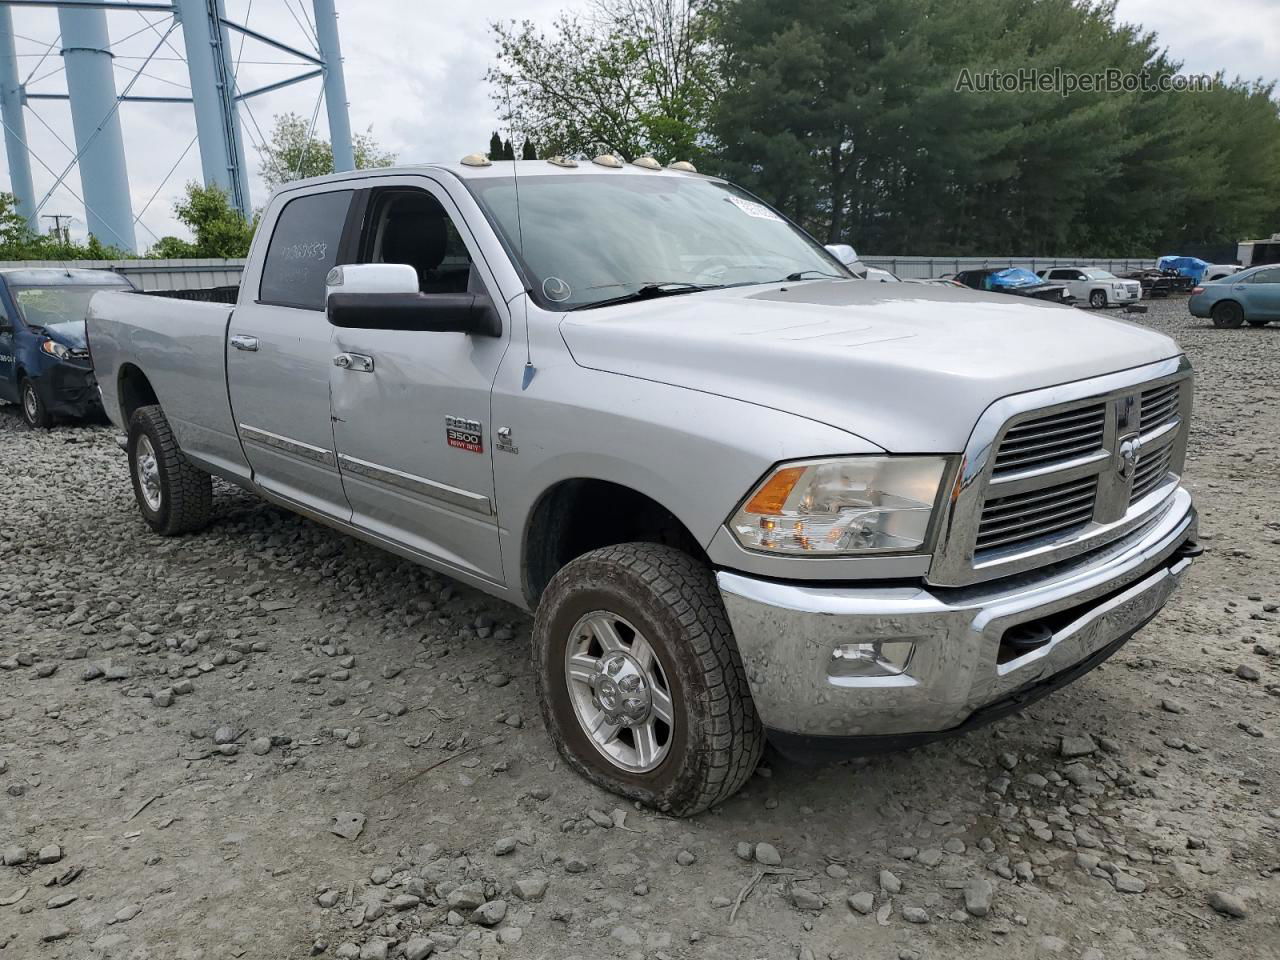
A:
[991, 403, 1107, 478]
[1139, 382, 1179, 433]
[1129, 441, 1174, 504]
[976, 476, 1098, 551]
[929, 356, 1193, 587]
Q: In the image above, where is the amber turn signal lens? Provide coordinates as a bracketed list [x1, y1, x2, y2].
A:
[743, 465, 806, 515]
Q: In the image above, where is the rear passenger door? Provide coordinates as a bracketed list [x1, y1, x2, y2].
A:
[1244, 267, 1280, 318]
[227, 186, 355, 520]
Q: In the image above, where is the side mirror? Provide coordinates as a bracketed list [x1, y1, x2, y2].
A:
[824, 243, 858, 266]
[325, 264, 501, 337]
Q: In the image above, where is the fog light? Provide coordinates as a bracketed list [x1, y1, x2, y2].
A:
[828, 640, 915, 678]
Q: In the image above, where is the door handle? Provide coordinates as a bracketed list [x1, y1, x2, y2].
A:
[333, 352, 374, 373]
[230, 335, 259, 352]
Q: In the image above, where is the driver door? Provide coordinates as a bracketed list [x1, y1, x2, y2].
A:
[329, 178, 511, 585]
[0, 284, 16, 403]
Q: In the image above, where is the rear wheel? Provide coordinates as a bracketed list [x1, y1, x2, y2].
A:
[1211, 301, 1245, 328]
[20, 378, 52, 429]
[1088, 289, 1107, 309]
[127, 404, 213, 535]
[533, 543, 763, 816]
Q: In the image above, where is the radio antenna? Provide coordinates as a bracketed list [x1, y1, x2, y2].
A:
[504, 84, 535, 387]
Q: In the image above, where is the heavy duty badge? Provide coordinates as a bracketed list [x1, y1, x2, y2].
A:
[445, 416, 484, 453]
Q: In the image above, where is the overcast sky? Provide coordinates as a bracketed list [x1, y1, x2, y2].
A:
[1, 0, 1276, 250]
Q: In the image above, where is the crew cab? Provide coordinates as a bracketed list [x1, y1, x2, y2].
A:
[0, 267, 133, 427]
[1036, 266, 1143, 309]
[88, 158, 1199, 815]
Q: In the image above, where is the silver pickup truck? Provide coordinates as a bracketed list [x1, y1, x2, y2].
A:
[88, 158, 1199, 815]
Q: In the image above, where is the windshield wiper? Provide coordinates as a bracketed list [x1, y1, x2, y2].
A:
[783, 270, 847, 281]
[567, 282, 722, 311]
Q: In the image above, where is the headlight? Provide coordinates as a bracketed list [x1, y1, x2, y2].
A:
[728, 456, 949, 556]
[40, 339, 71, 360]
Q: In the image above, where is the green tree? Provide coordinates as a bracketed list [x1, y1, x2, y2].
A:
[148, 182, 256, 259]
[522, 138, 538, 160]
[707, 0, 1280, 255]
[260, 112, 397, 188]
[0, 192, 131, 260]
[487, 0, 716, 162]
[488, 130, 505, 160]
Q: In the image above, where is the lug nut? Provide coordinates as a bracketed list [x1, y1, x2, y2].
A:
[606, 658, 622, 676]
[620, 675, 640, 692]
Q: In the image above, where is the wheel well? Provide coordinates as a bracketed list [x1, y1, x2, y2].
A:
[117, 364, 158, 424]
[523, 479, 708, 605]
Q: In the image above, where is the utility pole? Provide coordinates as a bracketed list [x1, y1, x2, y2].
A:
[42, 213, 72, 245]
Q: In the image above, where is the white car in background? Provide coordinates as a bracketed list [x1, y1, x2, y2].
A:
[1036, 266, 1143, 308]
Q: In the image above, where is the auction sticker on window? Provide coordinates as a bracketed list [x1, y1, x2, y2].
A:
[445, 416, 484, 453]
[725, 196, 783, 222]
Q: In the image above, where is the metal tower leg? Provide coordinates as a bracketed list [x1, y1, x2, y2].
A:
[312, 0, 353, 172]
[57, 0, 136, 252]
[175, 0, 249, 215]
[0, 5, 37, 231]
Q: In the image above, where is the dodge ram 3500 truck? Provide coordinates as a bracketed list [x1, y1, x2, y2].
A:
[88, 157, 1199, 815]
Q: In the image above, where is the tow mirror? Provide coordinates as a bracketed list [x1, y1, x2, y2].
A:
[325, 264, 501, 337]
[825, 243, 858, 266]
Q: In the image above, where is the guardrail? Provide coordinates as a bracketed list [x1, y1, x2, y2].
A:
[0, 257, 246, 292]
[1, 254, 1162, 289]
[860, 256, 1159, 279]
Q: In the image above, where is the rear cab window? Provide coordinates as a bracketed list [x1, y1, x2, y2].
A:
[258, 190, 353, 310]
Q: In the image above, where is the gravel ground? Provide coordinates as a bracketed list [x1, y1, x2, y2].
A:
[1, 296, 1277, 960]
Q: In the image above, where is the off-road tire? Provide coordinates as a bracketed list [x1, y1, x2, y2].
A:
[1088, 289, 1107, 309]
[1211, 301, 1245, 328]
[533, 543, 764, 816]
[20, 378, 52, 429]
[127, 404, 213, 536]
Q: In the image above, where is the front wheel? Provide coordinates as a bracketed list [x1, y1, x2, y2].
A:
[127, 404, 213, 536]
[533, 543, 763, 816]
[20, 378, 52, 429]
[1088, 289, 1107, 309]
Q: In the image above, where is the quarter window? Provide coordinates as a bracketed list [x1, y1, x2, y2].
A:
[259, 190, 353, 309]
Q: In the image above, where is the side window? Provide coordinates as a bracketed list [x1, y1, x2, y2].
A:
[1248, 268, 1280, 284]
[0, 290, 10, 331]
[1048, 269, 1066, 280]
[258, 190, 353, 309]
[361, 189, 482, 296]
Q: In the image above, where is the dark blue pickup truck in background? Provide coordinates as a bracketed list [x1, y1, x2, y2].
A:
[0, 268, 134, 428]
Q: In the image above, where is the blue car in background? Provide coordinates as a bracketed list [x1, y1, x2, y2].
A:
[0, 268, 135, 427]
[1188, 264, 1280, 328]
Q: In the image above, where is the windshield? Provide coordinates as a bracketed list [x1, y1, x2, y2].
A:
[466, 173, 848, 309]
[12, 285, 121, 331]
[1083, 269, 1116, 280]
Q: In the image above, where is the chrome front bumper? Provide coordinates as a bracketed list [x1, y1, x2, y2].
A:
[718, 487, 1196, 752]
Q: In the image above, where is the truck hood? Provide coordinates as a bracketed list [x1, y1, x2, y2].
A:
[559, 280, 1181, 452]
[32, 320, 88, 349]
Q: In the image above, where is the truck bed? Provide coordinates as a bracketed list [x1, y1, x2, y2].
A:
[88, 289, 250, 482]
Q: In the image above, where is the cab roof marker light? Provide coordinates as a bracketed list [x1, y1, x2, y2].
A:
[632, 156, 662, 170]
[667, 160, 697, 173]
[547, 156, 578, 168]
[460, 153, 492, 167]
[592, 154, 624, 168]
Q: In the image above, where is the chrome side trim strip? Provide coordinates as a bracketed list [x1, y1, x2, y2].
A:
[239, 424, 335, 466]
[336, 453, 493, 517]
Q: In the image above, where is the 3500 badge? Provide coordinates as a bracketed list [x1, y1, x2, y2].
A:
[445, 416, 484, 453]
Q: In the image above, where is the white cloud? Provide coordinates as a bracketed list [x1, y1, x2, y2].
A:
[1, 0, 1276, 251]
